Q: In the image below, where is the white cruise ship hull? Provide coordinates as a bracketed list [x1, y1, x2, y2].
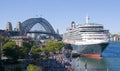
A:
[64, 40, 109, 55]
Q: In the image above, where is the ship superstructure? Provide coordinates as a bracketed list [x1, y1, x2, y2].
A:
[63, 16, 109, 55]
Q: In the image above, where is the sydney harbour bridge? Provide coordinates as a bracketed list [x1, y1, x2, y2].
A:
[6, 17, 62, 40]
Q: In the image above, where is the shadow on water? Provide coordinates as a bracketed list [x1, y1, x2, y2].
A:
[71, 57, 107, 71]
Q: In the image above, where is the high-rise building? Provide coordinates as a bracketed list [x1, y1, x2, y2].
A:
[6, 22, 12, 31]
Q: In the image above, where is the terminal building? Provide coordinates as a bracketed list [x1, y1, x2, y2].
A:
[110, 33, 120, 41]
[10, 36, 30, 47]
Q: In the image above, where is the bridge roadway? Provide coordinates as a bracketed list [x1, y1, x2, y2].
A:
[27, 31, 62, 40]
[27, 31, 56, 35]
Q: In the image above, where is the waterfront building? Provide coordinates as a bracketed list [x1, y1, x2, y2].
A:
[10, 36, 30, 47]
[110, 33, 120, 41]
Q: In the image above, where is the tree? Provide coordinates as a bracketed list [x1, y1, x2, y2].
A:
[31, 46, 41, 60]
[27, 64, 41, 71]
[19, 46, 29, 59]
[0, 36, 5, 43]
[23, 41, 33, 49]
[3, 41, 19, 60]
[2, 41, 29, 60]
[42, 41, 66, 57]
[44, 41, 66, 52]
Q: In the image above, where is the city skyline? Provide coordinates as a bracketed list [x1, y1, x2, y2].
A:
[0, 0, 120, 34]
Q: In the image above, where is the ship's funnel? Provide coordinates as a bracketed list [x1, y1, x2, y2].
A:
[71, 21, 75, 28]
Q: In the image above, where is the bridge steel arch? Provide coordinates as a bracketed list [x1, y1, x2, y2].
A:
[21, 17, 55, 35]
[20, 17, 61, 40]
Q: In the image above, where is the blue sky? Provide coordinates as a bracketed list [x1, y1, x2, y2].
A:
[0, 0, 120, 34]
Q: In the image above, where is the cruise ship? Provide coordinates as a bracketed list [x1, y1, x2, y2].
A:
[63, 16, 109, 58]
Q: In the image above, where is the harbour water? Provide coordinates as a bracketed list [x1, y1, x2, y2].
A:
[71, 42, 120, 71]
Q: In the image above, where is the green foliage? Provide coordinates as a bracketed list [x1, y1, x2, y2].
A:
[42, 41, 66, 53]
[23, 41, 33, 48]
[0, 36, 9, 45]
[3, 41, 19, 60]
[19, 47, 29, 59]
[31, 46, 41, 60]
[3, 41, 29, 60]
[3, 41, 16, 48]
[28, 41, 66, 59]
[0, 36, 3, 42]
[27, 64, 41, 71]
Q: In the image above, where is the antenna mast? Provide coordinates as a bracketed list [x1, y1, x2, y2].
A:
[86, 16, 90, 24]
